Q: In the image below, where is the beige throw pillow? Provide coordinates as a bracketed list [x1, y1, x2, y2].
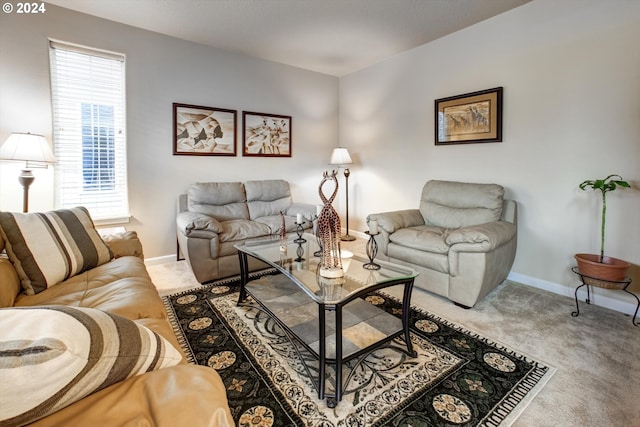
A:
[0, 207, 112, 295]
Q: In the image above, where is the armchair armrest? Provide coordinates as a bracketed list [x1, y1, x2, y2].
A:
[445, 221, 516, 252]
[367, 209, 424, 234]
[177, 211, 223, 237]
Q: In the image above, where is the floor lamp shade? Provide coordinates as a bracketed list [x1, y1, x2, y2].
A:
[0, 132, 56, 212]
[330, 147, 355, 241]
[330, 147, 353, 167]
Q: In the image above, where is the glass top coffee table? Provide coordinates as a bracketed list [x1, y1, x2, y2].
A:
[235, 233, 418, 407]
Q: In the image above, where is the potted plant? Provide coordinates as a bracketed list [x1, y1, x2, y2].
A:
[575, 174, 631, 281]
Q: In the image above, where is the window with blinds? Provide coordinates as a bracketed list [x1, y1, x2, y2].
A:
[49, 40, 129, 223]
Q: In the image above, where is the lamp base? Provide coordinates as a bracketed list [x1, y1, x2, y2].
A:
[340, 234, 356, 242]
[18, 169, 35, 213]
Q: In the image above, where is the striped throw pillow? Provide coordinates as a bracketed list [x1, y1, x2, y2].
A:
[0, 207, 112, 295]
[0, 305, 183, 427]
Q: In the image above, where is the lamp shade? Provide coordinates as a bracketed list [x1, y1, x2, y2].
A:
[330, 147, 353, 166]
[0, 133, 56, 164]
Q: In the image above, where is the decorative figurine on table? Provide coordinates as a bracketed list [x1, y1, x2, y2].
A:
[278, 211, 287, 253]
[313, 205, 323, 257]
[317, 170, 343, 278]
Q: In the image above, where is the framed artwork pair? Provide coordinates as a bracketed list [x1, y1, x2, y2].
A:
[173, 103, 291, 157]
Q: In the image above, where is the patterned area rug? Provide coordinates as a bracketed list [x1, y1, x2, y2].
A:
[162, 273, 554, 426]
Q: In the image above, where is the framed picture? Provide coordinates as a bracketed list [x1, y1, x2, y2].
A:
[242, 111, 292, 157]
[435, 87, 503, 145]
[173, 103, 237, 156]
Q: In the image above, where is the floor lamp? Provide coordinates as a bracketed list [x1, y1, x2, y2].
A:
[0, 132, 56, 212]
[330, 147, 355, 241]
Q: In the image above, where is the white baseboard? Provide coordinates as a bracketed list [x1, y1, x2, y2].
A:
[508, 271, 638, 317]
[144, 254, 177, 266]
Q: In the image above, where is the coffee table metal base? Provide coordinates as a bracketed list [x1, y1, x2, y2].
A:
[236, 251, 417, 407]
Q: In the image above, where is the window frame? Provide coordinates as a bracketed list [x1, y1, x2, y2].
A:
[49, 40, 129, 225]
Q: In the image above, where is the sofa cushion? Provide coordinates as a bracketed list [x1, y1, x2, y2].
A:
[419, 180, 504, 229]
[0, 305, 182, 427]
[389, 225, 450, 254]
[219, 219, 271, 243]
[245, 179, 293, 219]
[0, 207, 112, 295]
[188, 182, 249, 221]
[13, 256, 168, 321]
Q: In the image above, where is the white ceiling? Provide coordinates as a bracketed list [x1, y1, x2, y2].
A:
[46, 0, 531, 76]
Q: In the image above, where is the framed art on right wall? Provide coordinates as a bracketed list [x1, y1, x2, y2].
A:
[435, 87, 503, 145]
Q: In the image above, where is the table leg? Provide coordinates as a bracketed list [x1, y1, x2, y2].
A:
[318, 305, 326, 400]
[402, 279, 417, 357]
[236, 252, 249, 305]
[331, 306, 343, 407]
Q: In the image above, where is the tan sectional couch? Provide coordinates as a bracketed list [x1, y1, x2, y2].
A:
[0, 222, 234, 427]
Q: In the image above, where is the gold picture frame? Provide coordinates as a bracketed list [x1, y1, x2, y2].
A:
[435, 87, 503, 145]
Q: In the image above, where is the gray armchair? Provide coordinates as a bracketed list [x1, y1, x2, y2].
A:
[367, 180, 517, 308]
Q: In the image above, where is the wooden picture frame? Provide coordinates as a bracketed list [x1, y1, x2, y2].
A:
[173, 103, 237, 156]
[242, 111, 292, 157]
[435, 87, 503, 145]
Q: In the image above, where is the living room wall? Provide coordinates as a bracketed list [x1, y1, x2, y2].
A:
[339, 0, 640, 312]
[0, 3, 338, 258]
[2, 1, 639, 315]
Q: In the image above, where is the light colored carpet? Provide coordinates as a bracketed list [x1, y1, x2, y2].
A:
[148, 238, 640, 426]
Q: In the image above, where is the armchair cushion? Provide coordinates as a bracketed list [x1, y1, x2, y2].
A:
[420, 180, 504, 228]
[389, 226, 450, 254]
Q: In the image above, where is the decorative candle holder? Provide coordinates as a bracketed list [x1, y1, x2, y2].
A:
[294, 221, 306, 262]
[363, 231, 381, 270]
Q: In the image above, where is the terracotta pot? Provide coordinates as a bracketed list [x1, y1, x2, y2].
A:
[574, 253, 630, 282]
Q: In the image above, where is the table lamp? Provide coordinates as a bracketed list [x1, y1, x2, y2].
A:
[0, 132, 56, 212]
[330, 147, 355, 241]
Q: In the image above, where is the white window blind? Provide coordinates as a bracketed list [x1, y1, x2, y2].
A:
[49, 40, 129, 222]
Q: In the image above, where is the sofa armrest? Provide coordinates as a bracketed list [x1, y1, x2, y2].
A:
[26, 364, 234, 427]
[176, 211, 223, 237]
[102, 231, 144, 259]
[0, 257, 20, 307]
[367, 209, 424, 234]
[446, 221, 516, 252]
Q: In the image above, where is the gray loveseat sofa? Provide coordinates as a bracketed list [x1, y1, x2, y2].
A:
[177, 179, 317, 283]
[367, 180, 517, 308]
